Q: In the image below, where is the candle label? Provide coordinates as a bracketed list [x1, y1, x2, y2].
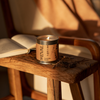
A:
[36, 43, 58, 62]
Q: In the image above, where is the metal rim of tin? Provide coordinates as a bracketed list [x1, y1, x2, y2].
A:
[36, 59, 58, 65]
[37, 35, 59, 45]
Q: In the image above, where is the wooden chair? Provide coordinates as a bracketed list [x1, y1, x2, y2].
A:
[1, 0, 100, 100]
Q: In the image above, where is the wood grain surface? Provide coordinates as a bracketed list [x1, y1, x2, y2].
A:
[47, 79, 61, 100]
[0, 51, 98, 83]
[70, 82, 84, 100]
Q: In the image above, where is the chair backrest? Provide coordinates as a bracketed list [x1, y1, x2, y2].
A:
[1, 0, 17, 37]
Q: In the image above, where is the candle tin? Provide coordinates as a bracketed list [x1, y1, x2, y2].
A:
[36, 35, 59, 64]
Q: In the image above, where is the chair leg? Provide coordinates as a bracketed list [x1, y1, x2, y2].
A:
[7, 68, 23, 100]
[69, 82, 84, 100]
[94, 67, 100, 100]
[47, 78, 62, 100]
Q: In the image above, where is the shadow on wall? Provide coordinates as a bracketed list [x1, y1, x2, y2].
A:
[0, 1, 9, 98]
[57, 20, 100, 45]
[0, 1, 8, 38]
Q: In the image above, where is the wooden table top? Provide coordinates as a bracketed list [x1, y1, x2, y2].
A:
[0, 50, 98, 83]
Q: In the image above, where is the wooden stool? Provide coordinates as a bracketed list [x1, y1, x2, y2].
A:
[0, 51, 99, 100]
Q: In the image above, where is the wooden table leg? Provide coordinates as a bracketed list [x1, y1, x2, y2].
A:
[7, 68, 23, 100]
[47, 78, 61, 100]
[69, 82, 84, 100]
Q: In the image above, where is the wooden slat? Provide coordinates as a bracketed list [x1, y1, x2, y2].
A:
[31, 90, 47, 100]
[70, 82, 84, 100]
[20, 72, 47, 100]
[47, 79, 61, 100]
[0, 51, 98, 83]
[7, 69, 23, 100]
[0, 95, 14, 100]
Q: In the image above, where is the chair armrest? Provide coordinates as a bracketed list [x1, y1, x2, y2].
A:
[59, 36, 100, 62]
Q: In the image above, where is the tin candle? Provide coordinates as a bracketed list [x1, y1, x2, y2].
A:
[36, 35, 59, 64]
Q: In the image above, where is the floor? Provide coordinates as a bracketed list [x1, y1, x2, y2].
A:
[0, 66, 34, 100]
